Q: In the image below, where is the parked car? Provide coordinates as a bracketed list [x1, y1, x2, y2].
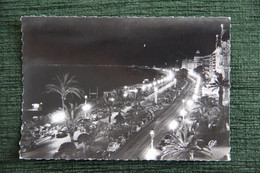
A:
[107, 142, 120, 152]
[56, 131, 68, 138]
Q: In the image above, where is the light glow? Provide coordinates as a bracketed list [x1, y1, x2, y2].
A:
[187, 99, 194, 106]
[82, 104, 91, 112]
[51, 110, 66, 123]
[192, 94, 198, 100]
[123, 92, 128, 97]
[150, 130, 155, 137]
[109, 97, 115, 102]
[144, 148, 160, 160]
[168, 120, 179, 131]
[180, 109, 187, 116]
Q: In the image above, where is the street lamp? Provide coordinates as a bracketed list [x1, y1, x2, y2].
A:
[150, 130, 155, 149]
[123, 92, 128, 98]
[82, 104, 91, 112]
[154, 87, 158, 104]
[187, 99, 194, 107]
[144, 129, 160, 160]
[83, 95, 92, 118]
[182, 99, 185, 108]
[84, 95, 88, 104]
[168, 120, 179, 135]
[180, 109, 187, 124]
[173, 78, 177, 88]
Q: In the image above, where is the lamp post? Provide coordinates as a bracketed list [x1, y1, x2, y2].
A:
[154, 87, 158, 104]
[182, 99, 185, 109]
[150, 130, 155, 149]
[84, 95, 88, 104]
[82, 95, 91, 118]
[123, 92, 128, 105]
[180, 109, 187, 125]
[173, 78, 177, 88]
[187, 99, 194, 107]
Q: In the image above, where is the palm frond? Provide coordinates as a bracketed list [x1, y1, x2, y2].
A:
[45, 84, 62, 95]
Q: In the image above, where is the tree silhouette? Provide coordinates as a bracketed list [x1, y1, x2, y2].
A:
[160, 125, 212, 160]
[45, 73, 83, 110]
[209, 73, 229, 106]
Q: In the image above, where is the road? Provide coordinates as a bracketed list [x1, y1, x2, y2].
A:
[110, 76, 197, 160]
[21, 75, 197, 159]
[21, 136, 71, 159]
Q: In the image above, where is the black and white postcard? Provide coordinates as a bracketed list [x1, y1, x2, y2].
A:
[20, 17, 231, 160]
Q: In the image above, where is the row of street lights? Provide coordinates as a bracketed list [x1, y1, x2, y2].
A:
[145, 69, 202, 160]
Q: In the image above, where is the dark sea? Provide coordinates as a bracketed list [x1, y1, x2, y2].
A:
[23, 65, 162, 114]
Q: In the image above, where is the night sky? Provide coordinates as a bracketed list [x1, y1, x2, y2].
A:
[22, 17, 230, 67]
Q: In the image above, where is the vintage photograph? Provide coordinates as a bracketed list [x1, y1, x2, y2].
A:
[20, 17, 231, 160]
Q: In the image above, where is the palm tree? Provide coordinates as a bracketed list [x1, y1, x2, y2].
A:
[191, 96, 219, 132]
[193, 96, 218, 113]
[160, 125, 212, 160]
[209, 73, 229, 106]
[45, 73, 83, 110]
[190, 108, 210, 131]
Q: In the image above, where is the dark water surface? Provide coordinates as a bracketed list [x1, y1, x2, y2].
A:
[23, 65, 161, 113]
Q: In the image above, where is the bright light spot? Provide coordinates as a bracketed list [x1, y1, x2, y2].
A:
[124, 86, 127, 89]
[192, 95, 198, 100]
[51, 110, 66, 123]
[148, 83, 153, 88]
[165, 71, 174, 81]
[143, 44, 146, 47]
[153, 81, 156, 86]
[182, 99, 185, 103]
[150, 130, 155, 137]
[187, 99, 194, 106]
[144, 148, 160, 160]
[44, 123, 51, 127]
[82, 104, 91, 112]
[134, 89, 138, 93]
[32, 103, 40, 109]
[168, 120, 179, 131]
[180, 109, 187, 116]
[109, 97, 115, 102]
[154, 87, 158, 92]
[142, 85, 146, 91]
[123, 92, 128, 97]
